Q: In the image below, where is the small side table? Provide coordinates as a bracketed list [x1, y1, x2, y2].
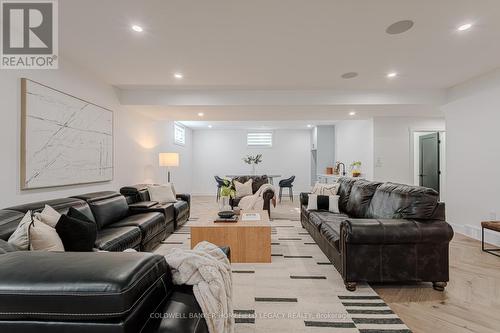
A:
[481, 221, 500, 257]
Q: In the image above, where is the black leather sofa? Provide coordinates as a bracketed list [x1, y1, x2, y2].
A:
[0, 248, 230, 333]
[0, 192, 175, 252]
[120, 184, 190, 230]
[300, 178, 454, 291]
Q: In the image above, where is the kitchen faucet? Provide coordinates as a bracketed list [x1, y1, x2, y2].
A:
[338, 162, 346, 176]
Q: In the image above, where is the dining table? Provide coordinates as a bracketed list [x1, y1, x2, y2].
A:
[225, 174, 282, 185]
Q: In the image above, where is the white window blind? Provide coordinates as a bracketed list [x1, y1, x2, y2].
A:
[174, 124, 185, 145]
[247, 132, 273, 147]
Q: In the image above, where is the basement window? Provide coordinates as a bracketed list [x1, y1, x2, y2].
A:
[247, 132, 273, 148]
[174, 123, 186, 145]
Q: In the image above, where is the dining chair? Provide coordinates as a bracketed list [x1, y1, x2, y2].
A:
[278, 176, 295, 202]
[214, 176, 226, 202]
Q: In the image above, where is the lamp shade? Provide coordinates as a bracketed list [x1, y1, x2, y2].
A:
[159, 153, 179, 167]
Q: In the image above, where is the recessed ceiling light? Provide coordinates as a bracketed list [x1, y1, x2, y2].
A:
[307, 124, 313, 128]
[457, 23, 472, 31]
[386, 20, 414, 35]
[131, 25, 143, 32]
[349, 111, 356, 116]
[197, 112, 204, 117]
[208, 125, 213, 128]
[174, 73, 184, 79]
[341, 72, 358, 79]
[387, 72, 398, 78]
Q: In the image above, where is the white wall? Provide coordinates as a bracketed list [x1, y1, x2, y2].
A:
[442, 68, 500, 245]
[335, 120, 374, 180]
[373, 117, 445, 185]
[0, 59, 191, 207]
[191, 129, 311, 195]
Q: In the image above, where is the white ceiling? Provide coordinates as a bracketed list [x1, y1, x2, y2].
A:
[61, 0, 500, 90]
[179, 120, 336, 130]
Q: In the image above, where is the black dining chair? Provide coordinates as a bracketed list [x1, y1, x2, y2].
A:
[214, 176, 226, 202]
[278, 176, 295, 202]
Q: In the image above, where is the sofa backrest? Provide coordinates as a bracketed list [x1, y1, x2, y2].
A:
[232, 175, 268, 194]
[0, 198, 95, 240]
[345, 180, 382, 218]
[72, 192, 129, 229]
[337, 177, 358, 213]
[366, 182, 441, 220]
[120, 184, 152, 204]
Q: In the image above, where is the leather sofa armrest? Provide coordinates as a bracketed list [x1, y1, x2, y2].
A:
[341, 218, 454, 244]
[176, 194, 190, 206]
[129, 202, 175, 221]
[300, 193, 310, 206]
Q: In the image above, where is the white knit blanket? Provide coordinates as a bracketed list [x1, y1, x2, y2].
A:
[164, 241, 234, 333]
[238, 183, 275, 210]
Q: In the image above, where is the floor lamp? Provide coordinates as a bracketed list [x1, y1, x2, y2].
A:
[159, 153, 179, 183]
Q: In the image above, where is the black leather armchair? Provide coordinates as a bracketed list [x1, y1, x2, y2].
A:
[300, 178, 454, 291]
[229, 175, 275, 216]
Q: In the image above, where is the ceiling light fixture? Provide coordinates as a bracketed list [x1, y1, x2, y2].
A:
[307, 124, 313, 128]
[341, 72, 358, 79]
[457, 23, 472, 31]
[387, 72, 398, 78]
[174, 73, 184, 79]
[131, 25, 143, 32]
[208, 125, 213, 128]
[349, 111, 356, 116]
[197, 112, 204, 117]
[386, 20, 414, 35]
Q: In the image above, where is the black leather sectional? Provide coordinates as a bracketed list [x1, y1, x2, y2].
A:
[0, 249, 228, 333]
[301, 178, 454, 291]
[0, 188, 225, 333]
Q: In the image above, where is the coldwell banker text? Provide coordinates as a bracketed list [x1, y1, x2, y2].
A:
[1, 0, 58, 69]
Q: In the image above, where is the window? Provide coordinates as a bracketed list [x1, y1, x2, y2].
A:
[174, 123, 185, 145]
[247, 132, 273, 147]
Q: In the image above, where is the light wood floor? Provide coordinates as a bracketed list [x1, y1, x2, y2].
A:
[191, 196, 500, 333]
[373, 233, 500, 333]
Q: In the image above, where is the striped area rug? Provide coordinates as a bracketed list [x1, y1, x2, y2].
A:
[155, 217, 411, 333]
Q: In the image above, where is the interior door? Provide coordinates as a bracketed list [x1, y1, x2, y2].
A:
[419, 133, 440, 192]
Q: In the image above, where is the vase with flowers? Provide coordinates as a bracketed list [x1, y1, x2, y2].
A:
[350, 161, 362, 177]
[219, 179, 235, 211]
[243, 154, 263, 175]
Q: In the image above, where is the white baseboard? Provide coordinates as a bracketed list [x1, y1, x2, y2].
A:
[449, 223, 500, 247]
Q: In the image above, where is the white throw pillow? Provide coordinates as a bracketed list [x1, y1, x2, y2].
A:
[307, 194, 318, 211]
[35, 204, 61, 228]
[312, 182, 340, 196]
[8, 211, 32, 250]
[148, 184, 177, 203]
[234, 179, 253, 199]
[29, 217, 65, 252]
[307, 194, 340, 214]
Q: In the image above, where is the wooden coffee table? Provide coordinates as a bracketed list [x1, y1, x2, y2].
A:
[190, 210, 271, 263]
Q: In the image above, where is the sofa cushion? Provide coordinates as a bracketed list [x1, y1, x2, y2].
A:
[308, 211, 348, 231]
[341, 218, 454, 244]
[337, 177, 357, 213]
[0, 251, 169, 320]
[95, 226, 142, 252]
[345, 180, 382, 218]
[108, 212, 165, 243]
[366, 182, 440, 220]
[86, 194, 129, 229]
